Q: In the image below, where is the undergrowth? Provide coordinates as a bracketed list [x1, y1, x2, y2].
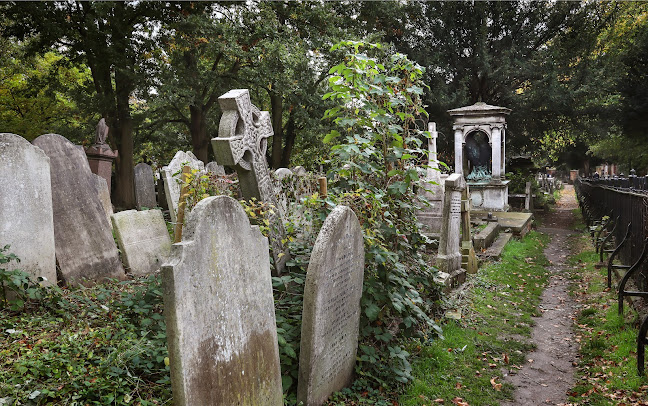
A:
[400, 231, 550, 405]
[566, 233, 648, 405]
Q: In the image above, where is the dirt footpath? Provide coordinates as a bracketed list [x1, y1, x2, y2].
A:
[502, 185, 579, 405]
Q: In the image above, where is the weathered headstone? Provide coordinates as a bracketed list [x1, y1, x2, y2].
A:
[134, 162, 157, 210]
[162, 196, 282, 405]
[211, 89, 290, 275]
[0, 133, 56, 285]
[32, 133, 125, 285]
[437, 173, 466, 274]
[111, 209, 171, 276]
[418, 123, 445, 235]
[274, 167, 293, 181]
[91, 173, 114, 228]
[205, 161, 225, 176]
[162, 151, 204, 224]
[292, 165, 307, 177]
[297, 205, 364, 406]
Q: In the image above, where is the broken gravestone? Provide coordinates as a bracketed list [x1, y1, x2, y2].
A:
[297, 205, 365, 406]
[162, 195, 283, 405]
[212, 89, 290, 275]
[0, 133, 56, 285]
[32, 133, 125, 285]
[134, 162, 157, 210]
[111, 209, 171, 276]
[162, 151, 204, 224]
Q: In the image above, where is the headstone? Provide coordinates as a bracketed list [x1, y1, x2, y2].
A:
[460, 188, 478, 274]
[156, 170, 169, 210]
[212, 89, 290, 275]
[292, 166, 307, 176]
[273, 167, 293, 181]
[162, 151, 204, 224]
[297, 205, 364, 406]
[418, 123, 445, 235]
[205, 161, 225, 176]
[32, 133, 125, 285]
[134, 162, 157, 210]
[91, 173, 114, 228]
[0, 133, 56, 285]
[162, 196, 282, 405]
[437, 174, 466, 274]
[111, 209, 171, 276]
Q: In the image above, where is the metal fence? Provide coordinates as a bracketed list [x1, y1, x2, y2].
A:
[575, 176, 648, 290]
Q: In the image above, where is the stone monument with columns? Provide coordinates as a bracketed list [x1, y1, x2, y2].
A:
[448, 102, 511, 211]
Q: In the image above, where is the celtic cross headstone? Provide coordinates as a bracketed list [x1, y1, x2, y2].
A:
[212, 89, 289, 275]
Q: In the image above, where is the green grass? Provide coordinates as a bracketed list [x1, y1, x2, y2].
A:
[566, 233, 648, 405]
[401, 231, 550, 405]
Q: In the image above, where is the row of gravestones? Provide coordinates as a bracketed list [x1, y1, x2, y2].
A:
[0, 132, 172, 286]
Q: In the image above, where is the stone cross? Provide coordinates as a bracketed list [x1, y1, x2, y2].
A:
[437, 173, 466, 274]
[212, 89, 290, 275]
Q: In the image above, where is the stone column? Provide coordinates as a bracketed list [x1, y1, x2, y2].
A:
[454, 127, 463, 174]
[427, 122, 441, 185]
[491, 126, 502, 180]
[437, 174, 466, 274]
[85, 144, 118, 190]
[501, 126, 506, 176]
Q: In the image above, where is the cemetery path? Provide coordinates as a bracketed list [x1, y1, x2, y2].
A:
[502, 185, 579, 406]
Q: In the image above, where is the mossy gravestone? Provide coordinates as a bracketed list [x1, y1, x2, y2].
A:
[162, 196, 282, 405]
[297, 205, 364, 406]
[134, 162, 157, 210]
[32, 133, 124, 285]
[111, 209, 171, 276]
[0, 133, 56, 285]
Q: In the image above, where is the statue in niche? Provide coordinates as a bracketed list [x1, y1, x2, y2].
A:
[464, 131, 491, 181]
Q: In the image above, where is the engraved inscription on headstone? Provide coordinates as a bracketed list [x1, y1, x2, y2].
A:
[162, 196, 283, 406]
[211, 89, 290, 275]
[298, 205, 364, 406]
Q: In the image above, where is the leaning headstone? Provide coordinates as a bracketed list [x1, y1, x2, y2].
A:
[0, 133, 56, 285]
[292, 166, 307, 177]
[297, 205, 364, 406]
[437, 173, 466, 274]
[32, 133, 125, 285]
[162, 195, 282, 405]
[112, 209, 171, 276]
[212, 89, 290, 275]
[134, 162, 157, 210]
[91, 173, 114, 228]
[162, 151, 204, 224]
[205, 161, 225, 176]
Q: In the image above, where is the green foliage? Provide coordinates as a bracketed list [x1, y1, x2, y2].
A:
[0, 246, 52, 311]
[322, 40, 442, 389]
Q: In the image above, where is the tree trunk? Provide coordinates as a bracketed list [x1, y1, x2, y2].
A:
[281, 109, 296, 168]
[270, 91, 283, 169]
[189, 104, 209, 164]
[113, 68, 136, 209]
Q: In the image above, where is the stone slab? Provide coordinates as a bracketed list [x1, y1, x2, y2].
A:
[481, 232, 513, 260]
[474, 222, 501, 250]
[91, 173, 114, 229]
[134, 163, 157, 210]
[0, 133, 56, 285]
[162, 151, 204, 224]
[111, 209, 171, 276]
[162, 195, 282, 406]
[298, 205, 364, 406]
[32, 133, 125, 285]
[472, 211, 533, 237]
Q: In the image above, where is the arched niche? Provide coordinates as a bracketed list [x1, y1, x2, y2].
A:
[464, 130, 492, 181]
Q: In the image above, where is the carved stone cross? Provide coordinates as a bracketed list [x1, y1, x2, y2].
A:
[212, 89, 290, 275]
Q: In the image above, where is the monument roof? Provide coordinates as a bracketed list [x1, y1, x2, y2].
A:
[447, 102, 511, 116]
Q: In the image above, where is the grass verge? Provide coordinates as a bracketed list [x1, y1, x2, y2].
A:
[400, 231, 550, 405]
[566, 232, 648, 405]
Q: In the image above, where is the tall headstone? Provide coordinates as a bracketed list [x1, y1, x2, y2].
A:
[418, 123, 445, 235]
[91, 173, 114, 228]
[162, 196, 282, 405]
[33, 133, 125, 285]
[437, 174, 466, 274]
[112, 209, 171, 276]
[212, 89, 290, 275]
[134, 162, 157, 210]
[162, 151, 204, 224]
[0, 133, 56, 285]
[297, 206, 364, 406]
